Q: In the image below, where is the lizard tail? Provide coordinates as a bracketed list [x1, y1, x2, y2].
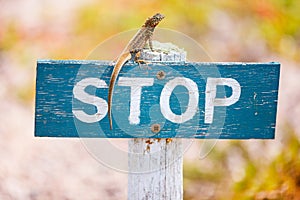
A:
[108, 52, 131, 129]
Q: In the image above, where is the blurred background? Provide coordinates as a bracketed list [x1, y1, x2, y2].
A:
[1, 0, 300, 199]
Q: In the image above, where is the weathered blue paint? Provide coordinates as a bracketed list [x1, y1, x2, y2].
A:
[35, 60, 280, 139]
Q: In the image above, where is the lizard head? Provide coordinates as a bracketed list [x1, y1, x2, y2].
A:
[144, 13, 165, 28]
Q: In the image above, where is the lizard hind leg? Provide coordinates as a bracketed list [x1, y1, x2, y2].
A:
[133, 51, 151, 70]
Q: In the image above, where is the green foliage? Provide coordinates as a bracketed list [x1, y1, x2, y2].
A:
[184, 125, 300, 199]
[233, 125, 300, 199]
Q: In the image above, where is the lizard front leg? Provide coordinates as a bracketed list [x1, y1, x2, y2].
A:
[149, 35, 154, 52]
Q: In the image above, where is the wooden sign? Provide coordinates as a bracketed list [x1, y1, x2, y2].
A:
[35, 60, 280, 139]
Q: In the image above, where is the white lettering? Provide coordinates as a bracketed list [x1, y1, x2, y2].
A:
[160, 77, 199, 123]
[72, 76, 242, 126]
[205, 78, 241, 123]
[72, 78, 108, 123]
[118, 77, 154, 125]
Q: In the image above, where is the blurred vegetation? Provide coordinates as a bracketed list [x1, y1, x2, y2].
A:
[1, 0, 300, 62]
[1, 0, 300, 199]
[184, 124, 300, 199]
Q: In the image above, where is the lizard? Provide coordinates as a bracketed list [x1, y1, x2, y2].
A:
[108, 13, 165, 129]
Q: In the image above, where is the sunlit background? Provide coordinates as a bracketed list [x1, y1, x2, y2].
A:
[1, 0, 300, 199]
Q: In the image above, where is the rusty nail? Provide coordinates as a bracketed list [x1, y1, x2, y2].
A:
[156, 71, 165, 80]
[151, 124, 161, 133]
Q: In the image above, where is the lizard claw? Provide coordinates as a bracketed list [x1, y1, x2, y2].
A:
[136, 59, 151, 71]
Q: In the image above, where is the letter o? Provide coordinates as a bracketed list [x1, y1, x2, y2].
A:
[160, 77, 199, 123]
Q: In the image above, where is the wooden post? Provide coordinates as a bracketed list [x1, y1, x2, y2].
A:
[128, 42, 186, 200]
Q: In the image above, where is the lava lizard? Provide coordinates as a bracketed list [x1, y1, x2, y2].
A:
[108, 13, 164, 129]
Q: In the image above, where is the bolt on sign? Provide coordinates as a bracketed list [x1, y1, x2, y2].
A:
[35, 60, 280, 139]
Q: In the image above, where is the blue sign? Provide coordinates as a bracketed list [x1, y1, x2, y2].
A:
[35, 60, 280, 139]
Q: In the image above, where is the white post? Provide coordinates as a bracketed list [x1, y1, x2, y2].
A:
[128, 42, 186, 200]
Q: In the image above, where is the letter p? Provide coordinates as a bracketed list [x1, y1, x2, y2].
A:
[205, 78, 241, 124]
